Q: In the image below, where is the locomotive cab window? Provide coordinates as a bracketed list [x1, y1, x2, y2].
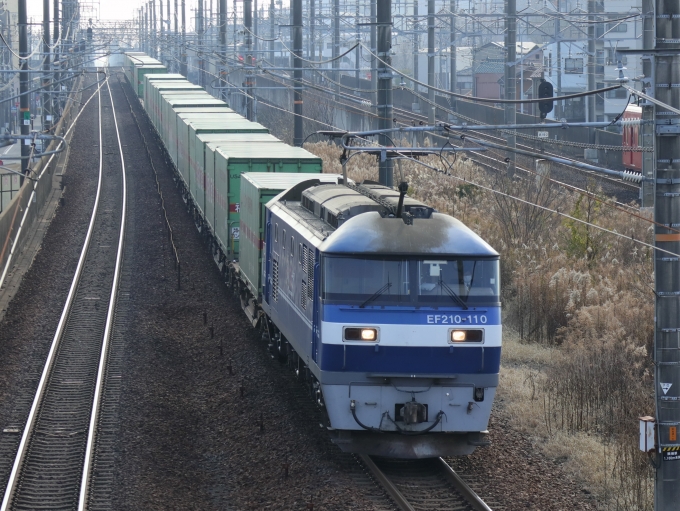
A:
[322, 255, 500, 306]
[417, 259, 499, 305]
[322, 256, 410, 305]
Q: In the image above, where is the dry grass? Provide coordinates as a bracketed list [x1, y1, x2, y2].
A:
[304, 140, 655, 510]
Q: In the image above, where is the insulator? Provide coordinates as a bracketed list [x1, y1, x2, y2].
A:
[622, 170, 643, 183]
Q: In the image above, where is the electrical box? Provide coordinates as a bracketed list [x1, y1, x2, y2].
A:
[639, 416, 655, 452]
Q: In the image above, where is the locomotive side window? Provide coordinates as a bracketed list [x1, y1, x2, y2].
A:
[290, 236, 295, 257]
[282, 230, 286, 250]
[274, 223, 278, 243]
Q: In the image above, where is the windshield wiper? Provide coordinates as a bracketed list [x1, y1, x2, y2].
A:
[359, 282, 392, 308]
[438, 279, 468, 310]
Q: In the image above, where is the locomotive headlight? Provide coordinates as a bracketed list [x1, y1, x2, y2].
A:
[451, 330, 467, 342]
[450, 329, 484, 343]
[344, 327, 379, 342]
[361, 329, 377, 341]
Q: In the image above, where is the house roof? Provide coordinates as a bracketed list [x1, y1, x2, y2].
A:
[484, 41, 541, 55]
[475, 60, 506, 74]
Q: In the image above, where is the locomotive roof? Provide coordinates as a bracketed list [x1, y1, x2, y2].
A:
[320, 211, 499, 257]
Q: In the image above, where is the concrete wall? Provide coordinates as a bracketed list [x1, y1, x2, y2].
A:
[0, 75, 83, 281]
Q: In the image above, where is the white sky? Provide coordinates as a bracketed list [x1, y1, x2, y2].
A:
[28, 1, 153, 23]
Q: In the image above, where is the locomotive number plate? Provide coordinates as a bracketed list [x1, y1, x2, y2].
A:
[426, 314, 488, 325]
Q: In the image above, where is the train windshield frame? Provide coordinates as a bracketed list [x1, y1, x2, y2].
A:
[322, 255, 500, 306]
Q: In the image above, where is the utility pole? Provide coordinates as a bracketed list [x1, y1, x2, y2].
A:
[253, 0, 258, 58]
[270, 0, 275, 64]
[244, 0, 253, 120]
[152, 0, 157, 58]
[377, 0, 392, 187]
[504, 0, 516, 177]
[42, 0, 51, 133]
[167, 0, 171, 65]
[53, 0, 59, 117]
[144, 2, 151, 55]
[220, 0, 227, 102]
[587, 0, 596, 140]
[412, 0, 418, 90]
[640, 0, 654, 208]
[293, 0, 303, 146]
[198, 0, 204, 87]
[355, 0, 360, 92]
[174, 0, 178, 72]
[309, 0, 315, 70]
[160, 0, 164, 65]
[332, 0, 339, 98]
[181, 0, 187, 76]
[427, 0, 435, 127]
[651, 0, 680, 508]
[450, 0, 456, 97]
[370, 0, 377, 129]
[18, 0, 29, 178]
[555, 0, 561, 119]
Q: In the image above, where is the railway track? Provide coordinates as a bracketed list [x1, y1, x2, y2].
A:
[0, 74, 128, 511]
[360, 455, 499, 511]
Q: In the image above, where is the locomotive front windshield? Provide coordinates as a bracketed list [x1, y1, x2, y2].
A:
[323, 256, 499, 306]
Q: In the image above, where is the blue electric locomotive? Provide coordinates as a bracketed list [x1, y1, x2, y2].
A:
[259, 180, 501, 459]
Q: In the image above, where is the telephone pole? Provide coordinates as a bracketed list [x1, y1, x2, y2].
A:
[198, 0, 204, 87]
[244, 0, 253, 120]
[652, 0, 680, 507]
[292, 0, 303, 146]
[427, 0, 435, 127]
[504, 0, 516, 177]
[18, 0, 29, 177]
[181, 0, 187, 76]
[376, 0, 392, 186]
[220, 0, 227, 102]
[42, 0, 51, 132]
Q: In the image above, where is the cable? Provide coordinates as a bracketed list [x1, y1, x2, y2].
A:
[360, 42, 623, 105]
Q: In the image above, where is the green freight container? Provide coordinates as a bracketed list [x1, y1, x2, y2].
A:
[123, 52, 147, 84]
[239, 173, 341, 299]
[209, 143, 322, 261]
[134, 64, 166, 97]
[203, 135, 283, 253]
[156, 91, 215, 133]
[148, 86, 205, 139]
[152, 91, 217, 139]
[162, 96, 228, 137]
[144, 76, 191, 105]
[170, 110, 238, 166]
[145, 81, 201, 120]
[174, 114, 244, 180]
[186, 122, 270, 217]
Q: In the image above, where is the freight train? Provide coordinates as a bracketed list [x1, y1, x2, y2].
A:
[123, 53, 502, 458]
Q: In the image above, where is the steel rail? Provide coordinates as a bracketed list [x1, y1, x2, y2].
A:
[438, 457, 494, 511]
[77, 75, 128, 510]
[360, 454, 494, 511]
[358, 455, 415, 511]
[0, 74, 121, 511]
